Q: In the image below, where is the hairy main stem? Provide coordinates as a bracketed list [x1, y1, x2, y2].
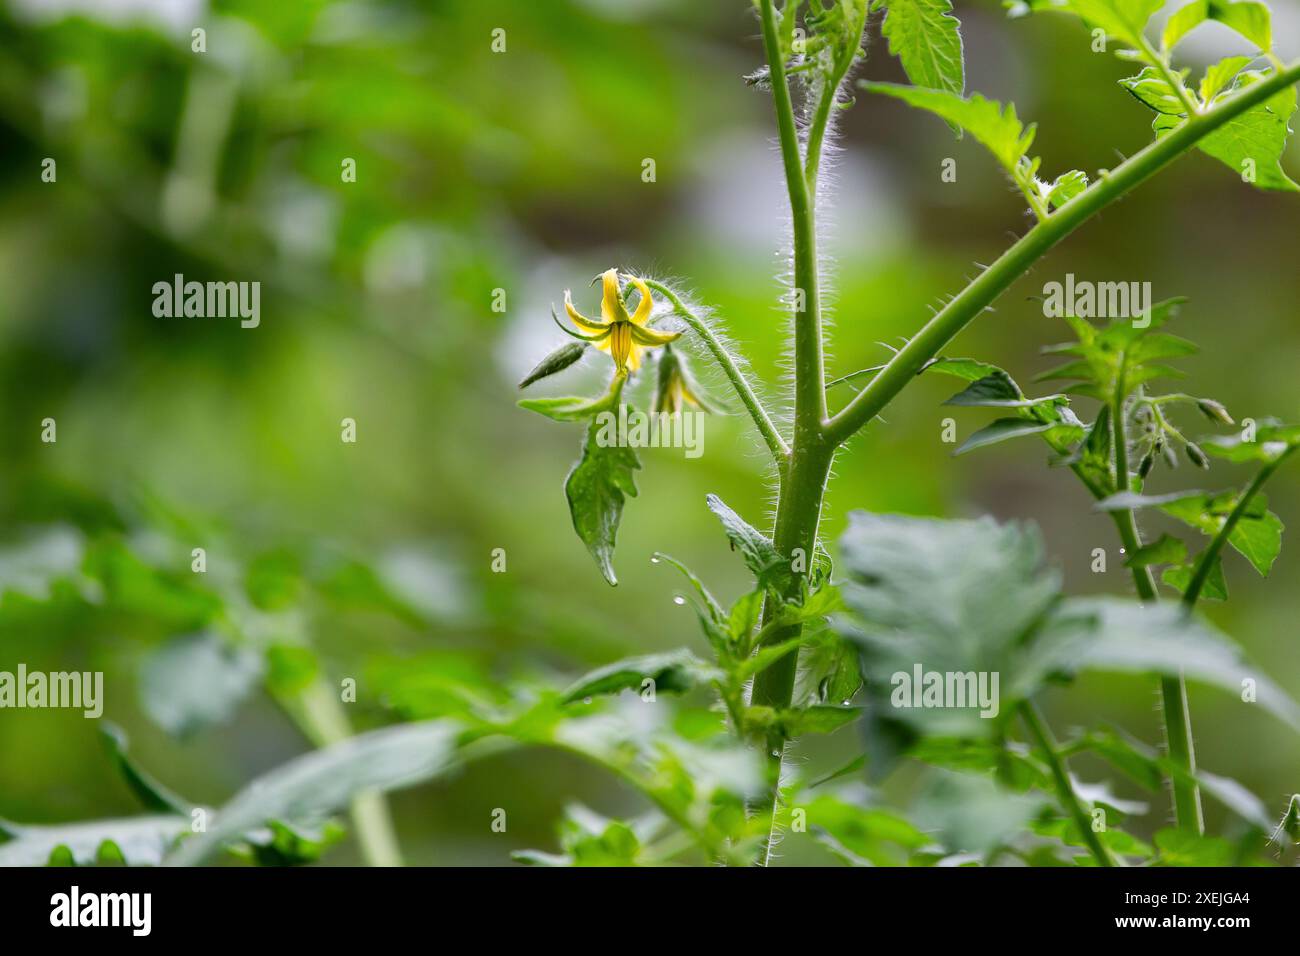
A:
[749, 0, 838, 864]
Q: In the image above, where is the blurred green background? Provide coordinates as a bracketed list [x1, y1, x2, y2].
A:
[0, 0, 1296, 864]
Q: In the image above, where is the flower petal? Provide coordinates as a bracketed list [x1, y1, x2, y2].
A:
[553, 304, 610, 342]
[564, 291, 610, 337]
[629, 324, 682, 347]
[628, 277, 655, 326]
[599, 269, 631, 325]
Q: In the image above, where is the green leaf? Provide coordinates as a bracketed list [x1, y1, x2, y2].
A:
[1123, 533, 1187, 568]
[565, 418, 640, 586]
[1163, 0, 1271, 52]
[1065, 0, 1163, 50]
[1154, 828, 1236, 865]
[705, 493, 787, 585]
[1157, 70, 1299, 191]
[1120, 66, 1190, 114]
[795, 631, 864, 706]
[561, 649, 720, 703]
[1162, 556, 1228, 600]
[0, 816, 188, 867]
[861, 83, 1035, 177]
[1200, 54, 1255, 102]
[876, 0, 966, 94]
[924, 356, 1003, 381]
[513, 804, 649, 867]
[1045, 169, 1089, 207]
[954, 418, 1057, 454]
[774, 704, 863, 737]
[1200, 419, 1300, 462]
[519, 391, 617, 422]
[100, 724, 193, 815]
[1049, 598, 1300, 730]
[1228, 507, 1283, 575]
[165, 720, 460, 866]
[837, 512, 1300, 740]
[806, 794, 933, 866]
[518, 342, 588, 389]
[651, 552, 725, 624]
[838, 512, 1059, 737]
[1094, 488, 1205, 511]
[1156, 491, 1284, 575]
[138, 631, 264, 738]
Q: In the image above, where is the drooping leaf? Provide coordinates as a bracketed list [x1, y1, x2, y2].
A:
[705, 493, 787, 586]
[923, 356, 1003, 381]
[166, 720, 461, 866]
[875, 0, 966, 94]
[565, 418, 640, 585]
[954, 418, 1058, 454]
[861, 83, 1035, 177]
[561, 649, 720, 703]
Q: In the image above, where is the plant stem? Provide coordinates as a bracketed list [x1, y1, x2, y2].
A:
[759, 0, 827, 433]
[748, 0, 844, 864]
[825, 59, 1300, 444]
[1020, 701, 1115, 867]
[643, 278, 789, 461]
[1141, 36, 1200, 117]
[1108, 359, 1203, 833]
[1182, 446, 1297, 607]
[290, 678, 405, 867]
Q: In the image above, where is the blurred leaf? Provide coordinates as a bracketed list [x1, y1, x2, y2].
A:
[807, 793, 934, 866]
[166, 720, 461, 866]
[0, 816, 187, 867]
[561, 649, 720, 703]
[138, 632, 264, 738]
[1065, 0, 1162, 50]
[1163, 0, 1271, 52]
[100, 723, 193, 815]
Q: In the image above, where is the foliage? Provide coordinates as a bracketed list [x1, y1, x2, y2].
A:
[3, 0, 1299, 870]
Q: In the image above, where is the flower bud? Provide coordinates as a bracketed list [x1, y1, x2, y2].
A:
[1137, 451, 1154, 479]
[519, 341, 587, 389]
[1196, 398, 1234, 426]
[1185, 441, 1209, 469]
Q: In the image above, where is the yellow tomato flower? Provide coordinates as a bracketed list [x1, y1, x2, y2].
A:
[554, 269, 680, 373]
